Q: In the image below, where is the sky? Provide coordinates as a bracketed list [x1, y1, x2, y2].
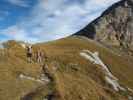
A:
[0, 0, 120, 43]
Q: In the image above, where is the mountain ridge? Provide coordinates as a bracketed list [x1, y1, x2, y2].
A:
[75, 0, 133, 51]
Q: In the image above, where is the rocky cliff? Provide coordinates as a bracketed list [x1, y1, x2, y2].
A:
[76, 0, 133, 50]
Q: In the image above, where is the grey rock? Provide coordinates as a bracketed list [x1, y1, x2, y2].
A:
[75, 0, 133, 50]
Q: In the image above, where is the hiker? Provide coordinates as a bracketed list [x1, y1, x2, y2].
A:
[36, 48, 44, 63]
[26, 45, 33, 63]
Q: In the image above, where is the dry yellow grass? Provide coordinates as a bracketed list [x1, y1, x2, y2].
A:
[0, 36, 133, 100]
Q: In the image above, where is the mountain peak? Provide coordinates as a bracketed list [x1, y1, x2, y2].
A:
[75, 0, 133, 51]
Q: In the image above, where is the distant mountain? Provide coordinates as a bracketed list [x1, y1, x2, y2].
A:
[75, 0, 133, 50]
[1, 40, 31, 49]
[0, 42, 4, 49]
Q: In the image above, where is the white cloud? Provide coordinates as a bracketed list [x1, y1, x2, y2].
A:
[0, 25, 38, 43]
[85, 0, 119, 11]
[7, 0, 30, 7]
[1, 0, 120, 43]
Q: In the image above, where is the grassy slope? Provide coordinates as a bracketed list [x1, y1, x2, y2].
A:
[0, 36, 133, 100]
[34, 36, 133, 100]
[0, 42, 48, 100]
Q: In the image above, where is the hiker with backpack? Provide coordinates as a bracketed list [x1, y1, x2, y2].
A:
[26, 45, 33, 63]
[36, 48, 45, 63]
[36, 49, 43, 63]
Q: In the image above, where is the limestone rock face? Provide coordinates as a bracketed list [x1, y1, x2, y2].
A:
[76, 0, 133, 50]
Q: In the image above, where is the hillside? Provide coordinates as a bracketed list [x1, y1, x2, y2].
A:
[75, 0, 133, 52]
[0, 0, 133, 99]
[0, 36, 133, 100]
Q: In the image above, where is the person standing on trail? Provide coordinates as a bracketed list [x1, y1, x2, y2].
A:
[36, 48, 44, 63]
[26, 45, 33, 63]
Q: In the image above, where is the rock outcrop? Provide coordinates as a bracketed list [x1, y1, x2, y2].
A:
[75, 0, 133, 50]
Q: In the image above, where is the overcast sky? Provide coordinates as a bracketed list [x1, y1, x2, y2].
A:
[0, 0, 120, 43]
